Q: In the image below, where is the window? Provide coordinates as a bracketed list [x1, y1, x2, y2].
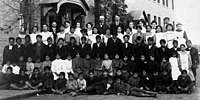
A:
[172, 0, 174, 9]
[157, 0, 160, 3]
[163, 0, 165, 5]
[166, 0, 168, 7]
[158, 17, 161, 25]
[154, 16, 157, 22]
[148, 14, 151, 24]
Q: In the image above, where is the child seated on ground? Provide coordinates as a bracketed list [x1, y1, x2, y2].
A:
[101, 53, 113, 76]
[42, 56, 52, 72]
[11, 62, 20, 74]
[2, 61, 13, 74]
[77, 73, 87, 92]
[42, 66, 54, 94]
[128, 72, 141, 88]
[26, 57, 34, 75]
[82, 54, 92, 76]
[140, 70, 154, 91]
[121, 67, 130, 83]
[0, 67, 15, 89]
[10, 69, 29, 90]
[65, 72, 78, 96]
[26, 67, 43, 90]
[160, 57, 171, 74]
[85, 70, 98, 87]
[127, 55, 138, 75]
[112, 54, 123, 74]
[53, 72, 67, 94]
[91, 55, 102, 76]
[17, 56, 26, 69]
[177, 70, 194, 94]
[114, 69, 123, 80]
[113, 77, 129, 95]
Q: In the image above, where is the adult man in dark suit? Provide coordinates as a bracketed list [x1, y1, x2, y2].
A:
[49, 22, 59, 44]
[106, 33, 122, 59]
[13, 37, 25, 62]
[97, 16, 108, 35]
[79, 36, 92, 58]
[2, 37, 15, 65]
[110, 15, 124, 35]
[186, 40, 199, 84]
[145, 37, 160, 61]
[23, 35, 33, 60]
[170, 40, 181, 57]
[121, 35, 132, 57]
[45, 37, 56, 61]
[92, 35, 106, 59]
[32, 35, 46, 61]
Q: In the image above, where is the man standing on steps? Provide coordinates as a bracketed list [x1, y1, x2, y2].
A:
[50, 22, 59, 44]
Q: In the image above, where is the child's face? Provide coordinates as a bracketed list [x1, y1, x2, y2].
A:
[162, 58, 167, 62]
[68, 75, 74, 80]
[76, 53, 80, 58]
[60, 26, 65, 31]
[116, 70, 122, 76]
[93, 28, 98, 33]
[103, 71, 108, 76]
[141, 55, 145, 61]
[161, 42, 166, 46]
[70, 28, 75, 33]
[7, 69, 12, 74]
[56, 54, 61, 59]
[79, 75, 83, 80]
[173, 43, 178, 48]
[58, 40, 64, 45]
[76, 23, 81, 28]
[47, 39, 53, 44]
[150, 56, 155, 61]
[123, 56, 128, 61]
[81, 39, 86, 44]
[34, 69, 39, 74]
[104, 54, 109, 59]
[67, 56, 72, 60]
[117, 27, 122, 33]
[59, 75, 65, 79]
[131, 56, 135, 61]
[96, 38, 101, 43]
[133, 73, 138, 78]
[45, 56, 50, 61]
[124, 37, 129, 42]
[36, 59, 40, 63]
[86, 55, 90, 59]
[19, 56, 24, 61]
[115, 54, 119, 59]
[89, 72, 94, 78]
[28, 57, 32, 62]
[126, 28, 131, 34]
[116, 79, 121, 84]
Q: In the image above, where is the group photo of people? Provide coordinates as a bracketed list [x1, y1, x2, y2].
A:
[0, 15, 199, 98]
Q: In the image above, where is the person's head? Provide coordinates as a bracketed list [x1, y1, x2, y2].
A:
[136, 26, 142, 33]
[164, 17, 170, 24]
[6, 61, 11, 65]
[80, 29, 87, 36]
[122, 67, 127, 73]
[86, 22, 93, 29]
[142, 70, 147, 76]
[172, 53, 178, 58]
[186, 40, 192, 48]
[115, 77, 121, 84]
[96, 35, 101, 43]
[59, 72, 65, 79]
[147, 37, 154, 45]
[95, 54, 101, 61]
[172, 40, 178, 48]
[166, 24, 174, 31]
[19, 56, 24, 62]
[150, 55, 155, 61]
[47, 37, 53, 45]
[92, 27, 98, 34]
[9, 37, 15, 46]
[160, 39, 166, 47]
[36, 35, 42, 42]
[55, 54, 61, 59]
[52, 22, 57, 28]
[104, 53, 109, 60]
[180, 44, 186, 51]
[66, 54, 72, 60]
[45, 55, 50, 61]
[112, 33, 118, 39]
[42, 24, 48, 31]
[32, 26, 38, 33]
[16, 37, 22, 44]
[35, 58, 41, 63]
[176, 23, 182, 30]
[107, 77, 113, 84]
[141, 55, 145, 61]
[156, 25, 162, 33]
[33, 67, 40, 75]
[146, 25, 152, 32]
[70, 26, 75, 33]
[27, 57, 32, 62]
[68, 72, 74, 80]
[115, 15, 120, 22]
[76, 21, 81, 28]
[114, 53, 120, 59]
[25, 35, 31, 43]
[151, 20, 157, 29]
[162, 57, 168, 63]
[58, 38, 64, 45]
[125, 27, 132, 34]
[19, 69, 25, 76]
[162, 70, 168, 76]
[44, 66, 51, 73]
[7, 67, 13, 74]
[103, 70, 108, 76]
[117, 26, 122, 33]
[136, 36, 142, 44]
[181, 70, 187, 77]
[60, 24, 65, 32]
[105, 28, 111, 35]
[133, 72, 139, 78]
[129, 21, 134, 28]
[65, 21, 70, 28]
[85, 54, 91, 59]
[75, 52, 81, 58]
[78, 73, 84, 80]
[123, 35, 129, 43]
[138, 19, 146, 27]
[130, 55, 135, 61]
[81, 36, 87, 44]
[70, 37, 76, 44]
[116, 69, 122, 76]
[88, 70, 94, 78]
[123, 55, 128, 61]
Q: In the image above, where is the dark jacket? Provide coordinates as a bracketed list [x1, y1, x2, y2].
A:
[177, 75, 192, 88]
[106, 38, 122, 58]
[45, 44, 56, 61]
[32, 42, 46, 61]
[158, 46, 171, 61]
[97, 23, 109, 35]
[145, 45, 160, 61]
[79, 43, 91, 58]
[23, 43, 33, 60]
[186, 47, 199, 67]
[2, 45, 15, 65]
[13, 44, 25, 62]
[110, 22, 124, 35]
[121, 42, 132, 57]
[54, 78, 67, 90]
[92, 42, 106, 59]
[170, 47, 181, 57]
[66, 43, 80, 59]
[132, 43, 146, 61]
[55, 45, 66, 60]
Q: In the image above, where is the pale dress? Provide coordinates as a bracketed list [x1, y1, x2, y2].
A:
[117, 33, 124, 43]
[175, 30, 186, 47]
[178, 51, 191, 73]
[164, 31, 176, 49]
[102, 60, 113, 76]
[155, 32, 167, 47]
[169, 57, 181, 80]
[39, 31, 54, 45]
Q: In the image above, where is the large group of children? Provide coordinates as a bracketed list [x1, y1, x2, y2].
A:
[0, 15, 199, 98]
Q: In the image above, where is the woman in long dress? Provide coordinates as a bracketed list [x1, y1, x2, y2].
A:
[155, 25, 167, 47]
[29, 26, 39, 44]
[39, 24, 54, 45]
[86, 22, 93, 37]
[74, 22, 82, 38]
[164, 24, 176, 49]
[175, 23, 188, 47]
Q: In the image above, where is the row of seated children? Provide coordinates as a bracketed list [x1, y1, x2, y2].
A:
[0, 65, 194, 97]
